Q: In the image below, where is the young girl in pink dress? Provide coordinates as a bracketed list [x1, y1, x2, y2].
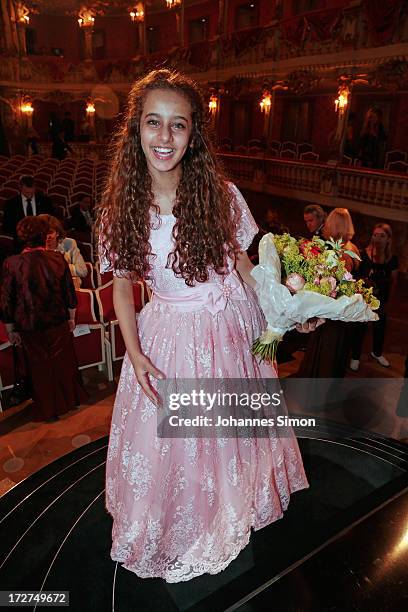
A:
[99, 69, 314, 583]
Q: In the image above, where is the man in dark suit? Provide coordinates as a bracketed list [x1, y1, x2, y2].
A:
[69, 194, 94, 243]
[3, 175, 55, 241]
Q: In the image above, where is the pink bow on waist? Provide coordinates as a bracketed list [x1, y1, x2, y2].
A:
[152, 273, 246, 315]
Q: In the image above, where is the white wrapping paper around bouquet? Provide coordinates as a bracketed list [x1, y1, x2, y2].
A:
[251, 233, 378, 340]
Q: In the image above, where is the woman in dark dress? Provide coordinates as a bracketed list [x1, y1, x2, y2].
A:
[350, 223, 398, 371]
[0, 216, 86, 421]
[297, 208, 360, 378]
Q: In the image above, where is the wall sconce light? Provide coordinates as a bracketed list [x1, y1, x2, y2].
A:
[21, 97, 34, 114]
[260, 92, 271, 113]
[86, 100, 96, 114]
[130, 3, 144, 22]
[209, 94, 218, 114]
[334, 84, 350, 115]
[78, 9, 95, 28]
[16, 4, 30, 25]
[166, 0, 181, 9]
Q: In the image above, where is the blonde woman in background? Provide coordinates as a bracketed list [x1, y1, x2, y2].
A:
[39, 214, 88, 289]
[350, 223, 398, 371]
[322, 208, 360, 272]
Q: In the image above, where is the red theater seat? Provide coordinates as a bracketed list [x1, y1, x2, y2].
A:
[73, 289, 113, 380]
[76, 240, 94, 263]
[80, 262, 96, 289]
[95, 280, 149, 361]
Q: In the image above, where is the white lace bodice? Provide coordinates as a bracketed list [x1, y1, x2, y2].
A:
[101, 183, 258, 291]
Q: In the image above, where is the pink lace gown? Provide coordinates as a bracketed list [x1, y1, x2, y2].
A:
[105, 184, 308, 582]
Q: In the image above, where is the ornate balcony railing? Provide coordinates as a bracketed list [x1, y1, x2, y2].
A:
[219, 154, 408, 223]
[38, 142, 408, 221]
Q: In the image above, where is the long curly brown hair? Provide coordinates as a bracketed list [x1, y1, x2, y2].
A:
[97, 69, 240, 286]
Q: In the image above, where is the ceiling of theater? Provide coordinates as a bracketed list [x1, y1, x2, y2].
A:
[25, 1, 185, 16]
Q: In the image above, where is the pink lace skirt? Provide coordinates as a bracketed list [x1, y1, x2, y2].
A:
[106, 286, 308, 582]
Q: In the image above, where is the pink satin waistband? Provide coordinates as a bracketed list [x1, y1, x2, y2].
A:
[151, 274, 246, 315]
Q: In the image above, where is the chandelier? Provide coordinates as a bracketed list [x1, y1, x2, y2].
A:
[130, 3, 144, 22]
[78, 8, 95, 28]
[166, 0, 181, 9]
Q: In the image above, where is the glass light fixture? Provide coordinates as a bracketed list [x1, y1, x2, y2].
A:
[209, 94, 218, 113]
[16, 4, 30, 24]
[130, 3, 145, 22]
[21, 97, 34, 114]
[166, 0, 182, 9]
[78, 9, 95, 28]
[335, 84, 350, 115]
[86, 100, 96, 114]
[259, 92, 271, 113]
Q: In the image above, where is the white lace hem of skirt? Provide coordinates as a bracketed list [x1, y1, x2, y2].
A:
[108, 482, 308, 583]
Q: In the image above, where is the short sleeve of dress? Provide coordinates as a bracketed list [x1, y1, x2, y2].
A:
[228, 182, 259, 251]
[98, 240, 114, 274]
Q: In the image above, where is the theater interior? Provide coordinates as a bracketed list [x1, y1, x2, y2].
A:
[0, 1, 407, 610]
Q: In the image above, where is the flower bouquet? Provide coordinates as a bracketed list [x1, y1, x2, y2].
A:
[251, 233, 380, 363]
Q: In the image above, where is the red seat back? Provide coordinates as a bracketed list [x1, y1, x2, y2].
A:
[96, 280, 146, 324]
[75, 289, 98, 324]
[96, 281, 115, 323]
[77, 240, 93, 262]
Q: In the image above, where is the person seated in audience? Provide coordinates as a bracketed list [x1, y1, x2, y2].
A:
[298, 208, 360, 378]
[3, 175, 55, 245]
[350, 223, 398, 371]
[39, 214, 88, 289]
[303, 204, 326, 239]
[69, 194, 94, 243]
[0, 216, 86, 422]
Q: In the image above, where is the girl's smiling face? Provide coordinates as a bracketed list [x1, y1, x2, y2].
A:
[140, 88, 193, 179]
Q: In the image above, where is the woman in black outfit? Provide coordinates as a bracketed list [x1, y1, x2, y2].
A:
[350, 223, 398, 371]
